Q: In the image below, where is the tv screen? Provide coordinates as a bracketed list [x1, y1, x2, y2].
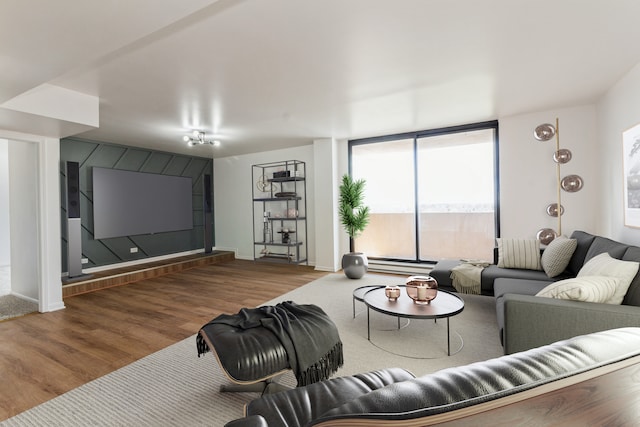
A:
[92, 167, 193, 239]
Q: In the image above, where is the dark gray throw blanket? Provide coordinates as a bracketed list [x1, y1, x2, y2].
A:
[197, 301, 343, 386]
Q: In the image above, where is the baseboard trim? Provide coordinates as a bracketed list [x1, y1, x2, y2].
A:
[62, 250, 235, 298]
[368, 261, 433, 275]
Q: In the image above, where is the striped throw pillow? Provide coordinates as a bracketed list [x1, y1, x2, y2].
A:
[577, 252, 640, 304]
[497, 238, 542, 270]
[536, 276, 620, 303]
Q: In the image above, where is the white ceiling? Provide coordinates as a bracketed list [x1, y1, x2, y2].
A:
[3, 0, 640, 157]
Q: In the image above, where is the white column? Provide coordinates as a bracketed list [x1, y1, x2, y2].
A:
[38, 137, 64, 312]
[313, 139, 340, 272]
[0, 139, 10, 295]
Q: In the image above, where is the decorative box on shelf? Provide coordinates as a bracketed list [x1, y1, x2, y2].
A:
[273, 170, 290, 179]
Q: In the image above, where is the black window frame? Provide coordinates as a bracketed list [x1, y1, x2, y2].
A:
[348, 120, 500, 264]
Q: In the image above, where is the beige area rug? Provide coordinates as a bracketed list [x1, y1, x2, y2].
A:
[0, 273, 503, 426]
[0, 295, 38, 322]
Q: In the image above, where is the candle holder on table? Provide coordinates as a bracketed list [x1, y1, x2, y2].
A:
[405, 275, 438, 304]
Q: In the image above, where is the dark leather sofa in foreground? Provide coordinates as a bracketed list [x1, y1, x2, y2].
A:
[225, 328, 640, 427]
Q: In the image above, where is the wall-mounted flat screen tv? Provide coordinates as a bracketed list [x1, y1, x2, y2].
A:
[93, 167, 193, 240]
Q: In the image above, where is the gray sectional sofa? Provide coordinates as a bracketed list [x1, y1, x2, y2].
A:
[433, 230, 640, 354]
[496, 230, 640, 353]
[431, 244, 568, 296]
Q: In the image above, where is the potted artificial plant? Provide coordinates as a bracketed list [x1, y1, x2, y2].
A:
[339, 174, 370, 279]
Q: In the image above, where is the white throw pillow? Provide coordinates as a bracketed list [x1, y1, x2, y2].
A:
[577, 252, 640, 304]
[497, 238, 542, 271]
[536, 276, 619, 303]
[541, 236, 578, 278]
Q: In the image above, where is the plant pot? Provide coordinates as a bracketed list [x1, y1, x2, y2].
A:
[342, 252, 368, 279]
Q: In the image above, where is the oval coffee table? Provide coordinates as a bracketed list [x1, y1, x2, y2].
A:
[363, 286, 464, 356]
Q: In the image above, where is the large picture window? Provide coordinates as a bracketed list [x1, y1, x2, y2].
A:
[350, 121, 499, 263]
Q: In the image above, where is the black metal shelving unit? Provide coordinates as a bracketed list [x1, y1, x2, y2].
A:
[252, 160, 307, 265]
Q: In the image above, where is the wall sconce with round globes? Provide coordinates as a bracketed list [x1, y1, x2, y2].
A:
[553, 148, 572, 164]
[536, 228, 558, 246]
[534, 118, 584, 244]
[533, 123, 556, 141]
[560, 175, 584, 193]
[546, 203, 564, 217]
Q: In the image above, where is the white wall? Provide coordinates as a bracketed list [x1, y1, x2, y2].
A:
[214, 145, 317, 263]
[0, 131, 64, 312]
[0, 140, 9, 264]
[8, 140, 39, 300]
[213, 141, 354, 271]
[0, 139, 10, 295]
[498, 105, 599, 239]
[597, 61, 640, 245]
[214, 102, 617, 267]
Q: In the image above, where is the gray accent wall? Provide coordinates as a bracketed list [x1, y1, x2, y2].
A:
[60, 137, 214, 272]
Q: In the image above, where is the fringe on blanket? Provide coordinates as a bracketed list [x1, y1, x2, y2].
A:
[297, 341, 344, 386]
[196, 333, 209, 357]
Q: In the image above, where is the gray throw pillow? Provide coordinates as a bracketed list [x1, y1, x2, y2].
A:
[541, 236, 578, 278]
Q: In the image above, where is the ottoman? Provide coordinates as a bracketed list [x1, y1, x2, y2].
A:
[197, 301, 344, 394]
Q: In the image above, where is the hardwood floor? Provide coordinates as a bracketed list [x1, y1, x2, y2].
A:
[0, 259, 328, 421]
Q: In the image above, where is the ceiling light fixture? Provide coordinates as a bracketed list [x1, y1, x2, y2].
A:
[183, 130, 220, 147]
